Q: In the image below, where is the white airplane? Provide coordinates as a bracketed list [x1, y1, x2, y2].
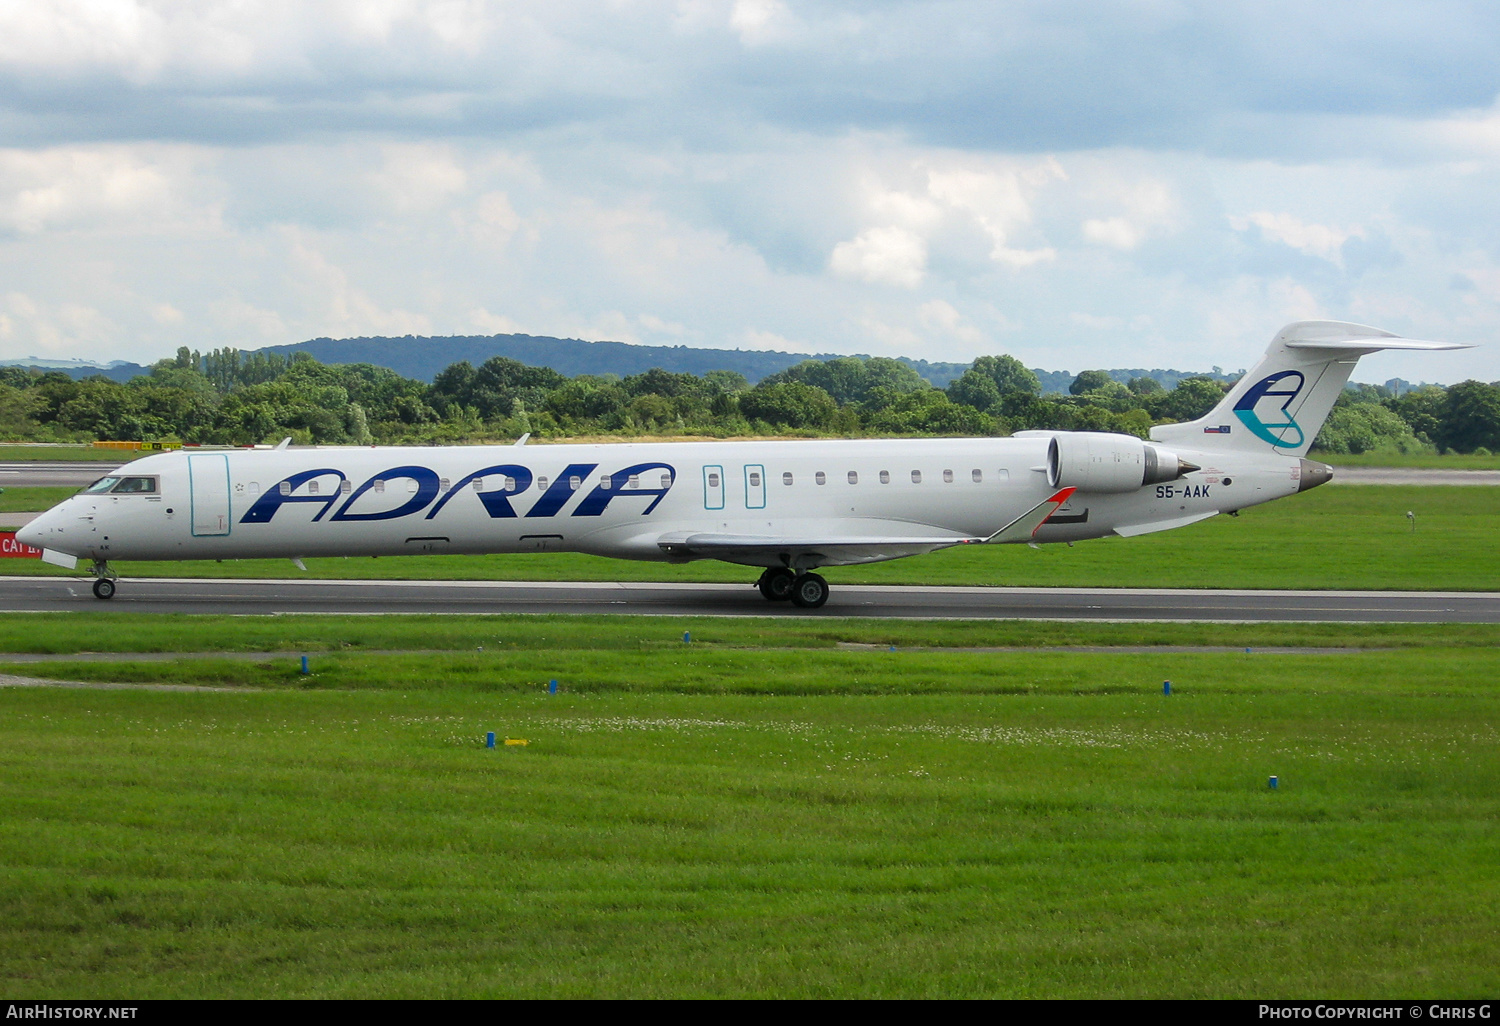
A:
[17, 321, 1469, 607]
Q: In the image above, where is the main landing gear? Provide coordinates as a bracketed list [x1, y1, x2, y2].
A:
[90, 560, 117, 601]
[756, 567, 830, 609]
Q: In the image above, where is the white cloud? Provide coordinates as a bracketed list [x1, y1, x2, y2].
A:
[638, 313, 687, 336]
[284, 229, 432, 337]
[729, 0, 795, 45]
[151, 302, 184, 325]
[1082, 175, 1178, 250]
[369, 144, 468, 215]
[1, 6, 1500, 382]
[925, 159, 1063, 268]
[830, 226, 928, 288]
[919, 299, 981, 345]
[0, 145, 218, 235]
[1229, 211, 1362, 263]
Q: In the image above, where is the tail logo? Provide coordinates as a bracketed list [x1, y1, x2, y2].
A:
[1233, 370, 1306, 448]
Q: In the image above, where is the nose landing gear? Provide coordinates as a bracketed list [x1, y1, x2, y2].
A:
[755, 567, 830, 609]
[89, 560, 117, 600]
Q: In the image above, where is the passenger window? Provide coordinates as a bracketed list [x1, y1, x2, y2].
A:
[537, 476, 549, 490]
[749, 472, 761, 487]
[879, 470, 890, 484]
[603, 474, 613, 487]
[943, 469, 953, 483]
[815, 471, 826, 486]
[910, 470, 921, 484]
[996, 469, 1010, 482]
[972, 469, 982, 483]
[248, 482, 260, 496]
[407, 480, 418, 493]
[439, 478, 450, 492]
[374, 480, 386, 493]
[569, 476, 581, 490]
[279, 481, 291, 496]
[707, 472, 720, 487]
[473, 478, 484, 491]
[629, 474, 640, 488]
[782, 472, 793, 486]
[660, 473, 671, 488]
[308, 481, 319, 495]
[848, 471, 858, 484]
[341, 480, 353, 494]
[83, 477, 121, 494]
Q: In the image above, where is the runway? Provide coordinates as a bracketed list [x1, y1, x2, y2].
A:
[0, 461, 122, 488]
[1, 575, 1496, 622]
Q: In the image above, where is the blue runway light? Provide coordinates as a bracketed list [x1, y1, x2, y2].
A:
[1269, 775, 1279, 790]
[684, 631, 691, 643]
[548, 679, 558, 695]
[300, 655, 309, 675]
[486, 732, 495, 748]
[1163, 680, 1171, 695]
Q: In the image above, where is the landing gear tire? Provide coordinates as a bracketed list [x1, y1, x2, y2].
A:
[758, 567, 796, 602]
[92, 578, 116, 600]
[789, 572, 829, 609]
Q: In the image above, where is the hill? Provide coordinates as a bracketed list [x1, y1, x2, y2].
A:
[256, 332, 1234, 392]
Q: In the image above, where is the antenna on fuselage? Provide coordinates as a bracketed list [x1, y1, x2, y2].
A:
[515, 433, 530, 446]
[275, 437, 292, 450]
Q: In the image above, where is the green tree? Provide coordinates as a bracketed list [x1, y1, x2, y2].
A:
[1313, 403, 1431, 455]
[946, 369, 1003, 413]
[971, 354, 1041, 396]
[1069, 370, 1112, 395]
[1437, 380, 1500, 453]
[1143, 377, 1226, 422]
[739, 381, 839, 429]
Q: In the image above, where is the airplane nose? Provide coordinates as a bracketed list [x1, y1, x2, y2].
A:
[15, 521, 44, 549]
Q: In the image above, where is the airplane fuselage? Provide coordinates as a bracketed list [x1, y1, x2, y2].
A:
[24, 436, 1305, 567]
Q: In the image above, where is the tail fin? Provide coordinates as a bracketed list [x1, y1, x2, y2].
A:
[1149, 320, 1470, 457]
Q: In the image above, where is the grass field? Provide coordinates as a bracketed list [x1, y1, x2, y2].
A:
[0, 487, 73, 513]
[1, 614, 1497, 998]
[5, 484, 1498, 590]
[0, 445, 128, 461]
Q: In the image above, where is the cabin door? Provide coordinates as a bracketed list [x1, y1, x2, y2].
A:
[188, 453, 231, 537]
[702, 465, 725, 510]
[743, 464, 766, 509]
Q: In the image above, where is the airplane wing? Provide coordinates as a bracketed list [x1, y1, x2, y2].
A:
[656, 532, 977, 566]
[655, 488, 1079, 565]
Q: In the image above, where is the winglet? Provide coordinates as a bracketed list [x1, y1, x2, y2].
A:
[986, 487, 1078, 543]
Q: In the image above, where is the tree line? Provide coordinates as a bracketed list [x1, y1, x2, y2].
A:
[1, 345, 1497, 455]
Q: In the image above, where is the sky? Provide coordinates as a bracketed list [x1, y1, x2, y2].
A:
[3, 1, 1500, 382]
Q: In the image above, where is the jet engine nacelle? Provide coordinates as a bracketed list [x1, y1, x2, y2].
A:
[1045, 432, 1197, 493]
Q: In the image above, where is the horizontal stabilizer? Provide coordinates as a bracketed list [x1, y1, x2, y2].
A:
[985, 487, 1077, 543]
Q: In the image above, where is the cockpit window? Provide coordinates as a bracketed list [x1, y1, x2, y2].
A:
[112, 477, 158, 494]
[82, 477, 121, 494]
